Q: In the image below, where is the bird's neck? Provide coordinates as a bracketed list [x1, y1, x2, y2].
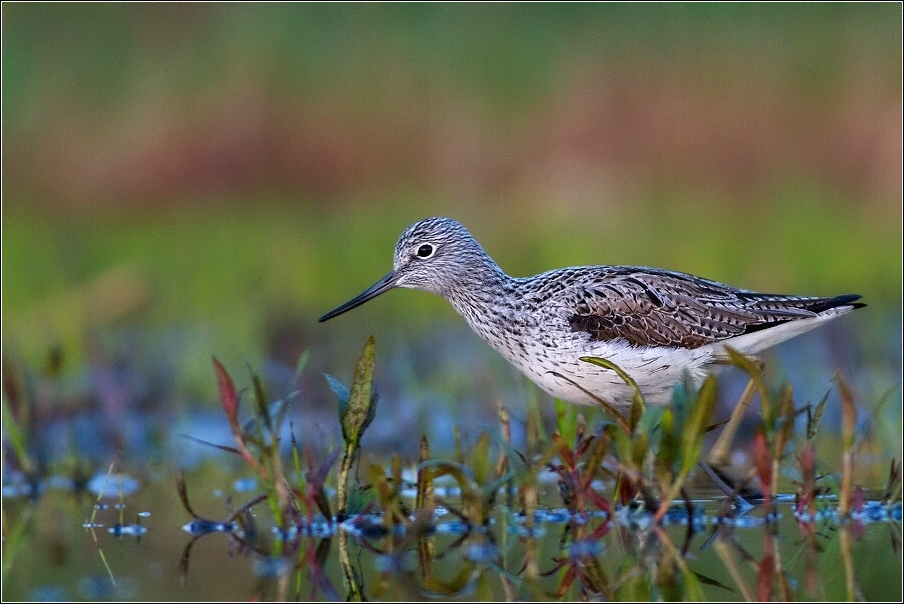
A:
[442, 257, 519, 334]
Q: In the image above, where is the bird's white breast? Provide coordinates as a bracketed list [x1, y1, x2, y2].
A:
[475, 317, 712, 408]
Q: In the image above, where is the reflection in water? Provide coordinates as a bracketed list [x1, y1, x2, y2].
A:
[177, 491, 901, 601]
[1, 463, 901, 601]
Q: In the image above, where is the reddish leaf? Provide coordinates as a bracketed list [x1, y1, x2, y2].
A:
[752, 429, 772, 500]
[180, 434, 243, 457]
[176, 471, 199, 519]
[553, 433, 576, 469]
[586, 488, 612, 516]
[555, 564, 578, 598]
[588, 519, 612, 541]
[852, 487, 865, 513]
[211, 357, 265, 475]
[617, 474, 635, 506]
[796, 442, 817, 516]
[757, 553, 774, 601]
[213, 357, 239, 432]
[799, 441, 816, 477]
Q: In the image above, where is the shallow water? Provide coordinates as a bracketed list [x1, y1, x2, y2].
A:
[3, 461, 901, 602]
[2, 315, 901, 601]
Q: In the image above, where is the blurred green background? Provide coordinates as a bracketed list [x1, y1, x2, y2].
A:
[2, 8, 901, 601]
[2, 4, 901, 409]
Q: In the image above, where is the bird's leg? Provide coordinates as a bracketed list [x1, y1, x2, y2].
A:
[706, 376, 757, 467]
[707, 356, 764, 467]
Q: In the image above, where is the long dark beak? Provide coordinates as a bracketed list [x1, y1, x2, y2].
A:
[318, 271, 399, 322]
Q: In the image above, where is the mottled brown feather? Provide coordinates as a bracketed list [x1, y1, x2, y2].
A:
[563, 267, 856, 349]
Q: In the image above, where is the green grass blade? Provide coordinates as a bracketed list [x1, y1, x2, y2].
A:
[342, 336, 377, 447]
[679, 375, 718, 476]
[579, 356, 646, 431]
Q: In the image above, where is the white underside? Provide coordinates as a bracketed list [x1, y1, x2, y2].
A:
[483, 306, 855, 409]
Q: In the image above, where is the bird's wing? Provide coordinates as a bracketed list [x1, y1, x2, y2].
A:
[563, 267, 849, 349]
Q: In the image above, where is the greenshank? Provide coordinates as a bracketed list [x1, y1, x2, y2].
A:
[319, 217, 864, 408]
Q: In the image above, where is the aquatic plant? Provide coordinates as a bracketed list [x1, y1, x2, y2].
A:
[172, 336, 901, 601]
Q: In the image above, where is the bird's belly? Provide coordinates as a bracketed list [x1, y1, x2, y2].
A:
[491, 336, 713, 409]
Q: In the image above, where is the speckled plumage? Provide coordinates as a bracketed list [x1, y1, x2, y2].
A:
[319, 217, 864, 408]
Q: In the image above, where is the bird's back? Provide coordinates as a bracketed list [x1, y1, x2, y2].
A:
[449, 265, 863, 407]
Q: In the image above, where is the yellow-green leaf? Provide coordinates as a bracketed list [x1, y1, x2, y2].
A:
[342, 335, 377, 447]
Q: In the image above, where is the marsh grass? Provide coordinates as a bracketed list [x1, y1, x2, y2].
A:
[173, 335, 902, 601]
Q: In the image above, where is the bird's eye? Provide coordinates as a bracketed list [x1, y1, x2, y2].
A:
[416, 244, 435, 258]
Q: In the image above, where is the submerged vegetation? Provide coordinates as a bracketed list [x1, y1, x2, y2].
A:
[170, 336, 901, 601]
